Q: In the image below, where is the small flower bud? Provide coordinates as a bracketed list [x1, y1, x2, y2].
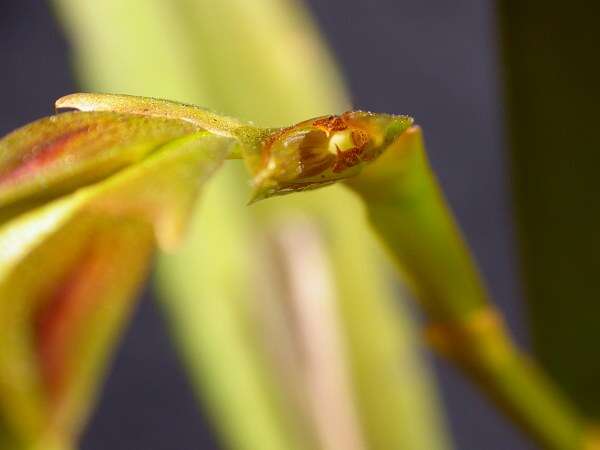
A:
[249, 111, 413, 202]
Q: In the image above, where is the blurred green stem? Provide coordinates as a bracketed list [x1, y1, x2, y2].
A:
[347, 127, 587, 450]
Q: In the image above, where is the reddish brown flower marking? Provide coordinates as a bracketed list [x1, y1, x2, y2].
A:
[298, 130, 334, 177]
[332, 146, 363, 173]
[312, 114, 371, 173]
[257, 112, 374, 185]
[312, 115, 347, 135]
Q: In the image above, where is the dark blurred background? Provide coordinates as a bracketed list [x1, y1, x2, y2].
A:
[0, 0, 531, 448]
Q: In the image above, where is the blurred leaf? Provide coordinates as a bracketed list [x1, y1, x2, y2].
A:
[0, 206, 155, 450]
[0, 131, 231, 449]
[53, 1, 451, 450]
[499, 2, 600, 417]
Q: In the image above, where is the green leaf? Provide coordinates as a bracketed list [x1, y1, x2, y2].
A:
[0, 131, 232, 449]
[0, 111, 199, 223]
[500, 1, 600, 417]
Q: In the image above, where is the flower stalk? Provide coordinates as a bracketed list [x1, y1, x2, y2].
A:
[345, 127, 588, 450]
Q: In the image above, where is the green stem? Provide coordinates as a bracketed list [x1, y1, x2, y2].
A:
[346, 127, 587, 450]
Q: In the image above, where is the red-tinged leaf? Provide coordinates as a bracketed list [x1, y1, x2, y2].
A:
[0, 131, 232, 448]
[0, 111, 200, 221]
[0, 213, 154, 449]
